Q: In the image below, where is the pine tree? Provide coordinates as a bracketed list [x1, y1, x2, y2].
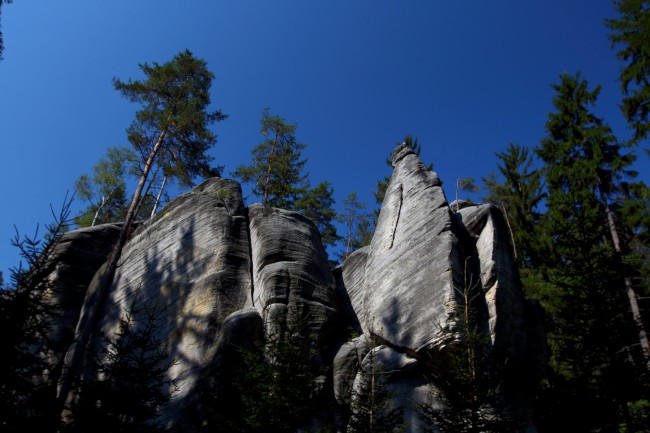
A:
[57, 50, 226, 415]
[453, 177, 480, 212]
[233, 108, 308, 208]
[294, 180, 341, 255]
[534, 71, 649, 431]
[606, 0, 650, 143]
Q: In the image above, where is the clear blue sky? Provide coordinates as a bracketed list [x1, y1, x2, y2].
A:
[1, 1, 648, 280]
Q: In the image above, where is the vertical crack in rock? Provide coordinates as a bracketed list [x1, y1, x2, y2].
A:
[388, 184, 403, 250]
[379, 183, 403, 252]
[245, 209, 256, 308]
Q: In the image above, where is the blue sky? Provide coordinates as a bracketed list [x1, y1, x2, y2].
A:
[1, 1, 648, 280]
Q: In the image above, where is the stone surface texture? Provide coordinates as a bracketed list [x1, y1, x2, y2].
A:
[248, 203, 340, 352]
[93, 178, 253, 427]
[36, 144, 546, 433]
[357, 145, 465, 352]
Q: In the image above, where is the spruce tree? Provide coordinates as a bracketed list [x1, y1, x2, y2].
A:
[233, 108, 308, 208]
[606, 0, 650, 143]
[294, 180, 341, 255]
[534, 71, 649, 431]
[482, 143, 545, 269]
[57, 50, 226, 416]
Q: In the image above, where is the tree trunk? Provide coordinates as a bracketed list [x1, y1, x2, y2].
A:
[600, 187, 650, 369]
[150, 176, 167, 218]
[263, 137, 277, 207]
[57, 129, 168, 419]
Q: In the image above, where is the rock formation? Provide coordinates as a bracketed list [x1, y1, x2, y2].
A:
[39, 144, 546, 432]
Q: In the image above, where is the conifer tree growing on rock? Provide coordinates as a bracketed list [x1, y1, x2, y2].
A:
[372, 134, 430, 223]
[74, 146, 136, 228]
[57, 50, 226, 418]
[233, 107, 308, 208]
[338, 192, 372, 261]
[294, 180, 341, 256]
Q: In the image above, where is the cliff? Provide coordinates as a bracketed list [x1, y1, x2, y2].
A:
[41, 144, 547, 432]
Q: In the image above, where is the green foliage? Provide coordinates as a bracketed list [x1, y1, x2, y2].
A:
[531, 71, 649, 432]
[233, 107, 308, 208]
[453, 177, 480, 211]
[418, 263, 526, 433]
[113, 49, 227, 190]
[0, 195, 72, 432]
[294, 180, 342, 254]
[482, 143, 545, 269]
[71, 298, 177, 433]
[74, 146, 135, 227]
[228, 310, 325, 433]
[346, 336, 404, 433]
[606, 0, 650, 143]
[337, 192, 373, 261]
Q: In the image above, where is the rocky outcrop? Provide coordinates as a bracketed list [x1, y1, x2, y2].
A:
[70, 178, 254, 429]
[40, 223, 122, 385]
[39, 145, 546, 432]
[248, 204, 340, 356]
[333, 144, 545, 431]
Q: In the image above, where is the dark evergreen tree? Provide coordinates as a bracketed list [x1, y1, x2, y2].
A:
[482, 143, 545, 269]
[418, 269, 527, 433]
[57, 50, 226, 413]
[229, 310, 324, 433]
[71, 298, 177, 433]
[233, 107, 308, 208]
[0, 0, 13, 61]
[607, 0, 650, 143]
[294, 180, 342, 255]
[533, 71, 649, 432]
[346, 336, 404, 433]
[0, 195, 72, 432]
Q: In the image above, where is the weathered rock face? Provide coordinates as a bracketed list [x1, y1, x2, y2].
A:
[41, 145, 546, 432]
[351, 144, 465, 353]
[86, 178, 254, 428]
[333, 144, 546, 431]
[248, 203, 340, 353]
[40, 223, 122, 385]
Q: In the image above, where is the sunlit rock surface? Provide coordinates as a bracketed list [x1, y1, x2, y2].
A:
[41, 145, 546, 432]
